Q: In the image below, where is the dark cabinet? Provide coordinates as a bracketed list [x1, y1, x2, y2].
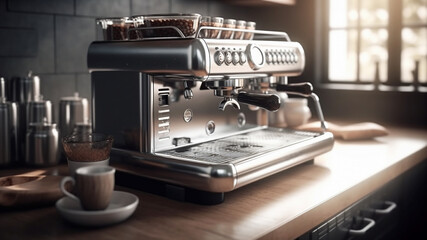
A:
[298, 159, 427, 240]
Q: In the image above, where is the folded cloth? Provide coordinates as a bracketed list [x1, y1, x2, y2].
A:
[297, 121, 388, 140]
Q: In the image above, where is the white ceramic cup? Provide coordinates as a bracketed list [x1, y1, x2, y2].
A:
[283, 98, 312, 128]
[268, 92, 288, 127]
[60, 165, 115, 211]
[67, 158, 109, 176]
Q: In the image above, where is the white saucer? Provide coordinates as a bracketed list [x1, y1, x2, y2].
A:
[56, 191, 139, 227]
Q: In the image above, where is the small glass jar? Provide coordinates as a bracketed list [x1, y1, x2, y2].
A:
[210, 17, 223, 39]
[243, 21, 256, 40]
[220, 18, 236, 39]
[199, 16, 211, 38]
[233, 20, 246, 40]
[97, 17, 136, 41]
[143, 13, 201, 38]
[199, 16, 224, 38]
[132, 15, 144, 39]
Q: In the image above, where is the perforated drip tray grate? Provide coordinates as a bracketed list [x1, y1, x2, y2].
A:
[157, 128, 320, 164]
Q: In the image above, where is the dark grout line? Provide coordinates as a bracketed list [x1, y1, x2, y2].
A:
[53, 15, 57, 74]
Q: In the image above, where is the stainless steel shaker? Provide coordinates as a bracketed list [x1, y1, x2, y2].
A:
[25, 119, 60, 166]
[59, 92, 90, 139]
[72, 122, 92, 135]
[25, 97, 57, 166]
[11, 71, 40, 103]
[0, 77, 20, 166]
[26, 96, 53, 129]
[11, 71, 41, 164]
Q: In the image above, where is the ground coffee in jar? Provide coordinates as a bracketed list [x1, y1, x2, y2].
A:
[210, 17, 224, 38]
[143, 14, 201, 38]
[199, 16, 211, 38]
[243, 21, 256, 40]
[233, 20, 246, 40]
[220, 19, 236, 39]
[98, 17, 137, 41]
[199, 16, 224, 38]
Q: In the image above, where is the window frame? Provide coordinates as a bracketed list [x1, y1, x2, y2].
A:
[317, 0, 426, 90]
[312, 0, 427, 127]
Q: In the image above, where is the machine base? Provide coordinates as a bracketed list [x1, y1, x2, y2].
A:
[115, 170, 225, 205]
[115, 159, 315, 205]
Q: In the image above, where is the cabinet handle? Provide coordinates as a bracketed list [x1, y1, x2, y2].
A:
[374, 201, 396, 214]
[348, 218, 375, 236]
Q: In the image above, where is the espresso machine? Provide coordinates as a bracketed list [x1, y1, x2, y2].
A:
[88, 15, 334, 204]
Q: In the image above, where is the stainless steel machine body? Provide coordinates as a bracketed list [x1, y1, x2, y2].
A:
[88, 30, 334, 195]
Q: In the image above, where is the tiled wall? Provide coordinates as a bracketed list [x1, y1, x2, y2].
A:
[0, 0, 311, 122]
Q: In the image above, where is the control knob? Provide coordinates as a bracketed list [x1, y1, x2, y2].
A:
[232, 52, 240, 65]
[239, 52, 247, 64]
[214, 51, 225, 65]
[224, 51, 233, 65]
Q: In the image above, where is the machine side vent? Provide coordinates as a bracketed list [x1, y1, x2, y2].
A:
[157, 88, 170, 141]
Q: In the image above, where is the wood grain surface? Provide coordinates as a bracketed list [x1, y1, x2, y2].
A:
[0, 171, 65, 207]
[0, 125, 426, 240]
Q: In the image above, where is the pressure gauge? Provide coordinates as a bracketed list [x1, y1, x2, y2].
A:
[246, 44, 265, 70]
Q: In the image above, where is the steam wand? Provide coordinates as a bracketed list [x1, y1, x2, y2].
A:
[276, 82, 327, 132]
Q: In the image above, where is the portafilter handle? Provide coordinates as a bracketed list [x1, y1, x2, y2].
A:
[237, 92, 281, 112]
[276, 82, 313, 97]
[276, 82, 327, 131]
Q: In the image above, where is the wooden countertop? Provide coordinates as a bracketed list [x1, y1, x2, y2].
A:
[1, 125, 426, 240]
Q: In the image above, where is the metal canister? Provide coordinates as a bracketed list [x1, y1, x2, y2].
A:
[0, 77, 20, 166]
[72, 122, 92, 135]
[27, 98, 53, 128]
[11, 71, 40, 104]
[0, 104, 11, 166]
[59, 93, 89, 140]
[25, 120, 60, 166]
[11, 71, 41, 164]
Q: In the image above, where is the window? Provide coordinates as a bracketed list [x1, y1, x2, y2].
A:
[324, 0, 427, 91]
[401, 0, 427, 85]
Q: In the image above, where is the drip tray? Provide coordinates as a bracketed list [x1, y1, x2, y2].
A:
[114, 128, 334, 204]
[158, 128, 321, 164]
